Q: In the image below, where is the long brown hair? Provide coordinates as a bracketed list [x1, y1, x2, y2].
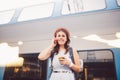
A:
[53, 28, 70, 54]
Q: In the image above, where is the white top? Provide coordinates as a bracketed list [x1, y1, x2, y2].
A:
[49, 51, 75, 80]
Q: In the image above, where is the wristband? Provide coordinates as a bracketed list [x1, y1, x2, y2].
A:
[69, 62, 74, 67]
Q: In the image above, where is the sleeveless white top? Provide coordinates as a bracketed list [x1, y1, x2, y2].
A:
[49, 51, 75, 80]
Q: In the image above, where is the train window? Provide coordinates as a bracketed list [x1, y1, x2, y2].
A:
[0, 0, 54, 11]
[117, 0, 120, 6]
[77, 49, 116, 80]
[18, 3, 54, 22]
[3, 53, 47, 80]
[62, 0, 106, 15]
[0, 0, 55, 25]
[0, 10, 15, 24]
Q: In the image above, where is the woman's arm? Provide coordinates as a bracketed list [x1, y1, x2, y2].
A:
[69, 49, 81, 72]
[38, 38, 57, 60]
[38, 45, 53, 60]
[63, 49, 81, 72]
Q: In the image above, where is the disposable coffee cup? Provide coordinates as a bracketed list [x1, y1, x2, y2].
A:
[58, 56, 65, 65]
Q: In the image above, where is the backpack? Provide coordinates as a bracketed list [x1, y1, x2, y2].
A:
[50, 47, 82, 80]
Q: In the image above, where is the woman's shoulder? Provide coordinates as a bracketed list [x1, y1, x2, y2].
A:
[69, 47, 77, 52]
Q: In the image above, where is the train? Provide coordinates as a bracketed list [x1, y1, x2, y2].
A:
[0, 48, 120, 80]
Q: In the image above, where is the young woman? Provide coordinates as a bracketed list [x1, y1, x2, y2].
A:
[38, 28, 81, 80]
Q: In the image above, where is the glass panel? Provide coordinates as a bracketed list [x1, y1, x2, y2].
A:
[0, 0, 54, 11]
[117, 0, 120, 6]
[3, 53, 47, 80]
[82, 0, 105, 11]
[18, 3, 54, 22]
[77, 49, 116, 80]
[0, 10, 15, 24]
[62, 0, 105, 15]
[62, 0, 84, 14]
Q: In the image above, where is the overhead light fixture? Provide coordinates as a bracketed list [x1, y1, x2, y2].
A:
[18, 41, 23, 45]
[82, 34, 120, 48]
[115, 32, 120, 39]
[107, 39, 120, 48]
[72, 36, 78, 38]
[82, 34, 107, 43]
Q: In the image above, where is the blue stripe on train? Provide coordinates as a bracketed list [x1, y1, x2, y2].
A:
[0, 67, 5, 80]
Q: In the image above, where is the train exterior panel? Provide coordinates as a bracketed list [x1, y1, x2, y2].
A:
[0, 48, 120, 80]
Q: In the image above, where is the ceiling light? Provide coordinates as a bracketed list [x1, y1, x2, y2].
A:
[107, 39, 120, 48]
[72, 36, 78, 38]
[82, 34, 101, 41]
[18, 41, 23, 45]
[115, 32, 120, 38]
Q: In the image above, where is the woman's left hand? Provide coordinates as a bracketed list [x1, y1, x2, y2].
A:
[64, 59, 72, 67]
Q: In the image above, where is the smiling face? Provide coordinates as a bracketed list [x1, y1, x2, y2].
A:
[54, 28, 70, 50]
[56, 31, 67, 46]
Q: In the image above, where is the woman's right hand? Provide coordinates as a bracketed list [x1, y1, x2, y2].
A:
[38, 38, 58, 60]
[51, 38, 58, 48]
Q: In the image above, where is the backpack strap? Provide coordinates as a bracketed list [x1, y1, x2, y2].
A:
[49, 51, 54, 78]
[50, 50, 54, 62]
[69, 47, 80, 80]
[69, 47, 75, 64]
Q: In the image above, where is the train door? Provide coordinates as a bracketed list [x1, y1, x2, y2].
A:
[77, 49, 116, 80]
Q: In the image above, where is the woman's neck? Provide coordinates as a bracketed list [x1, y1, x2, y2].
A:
[59, 45, 66, 52]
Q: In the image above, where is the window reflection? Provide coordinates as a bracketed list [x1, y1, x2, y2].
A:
[18, 3, 54, 22]
[3, 53, 47, 80]
[0, 10, 15, 24]
[62, 0, 105, 15]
